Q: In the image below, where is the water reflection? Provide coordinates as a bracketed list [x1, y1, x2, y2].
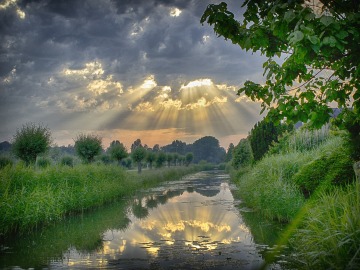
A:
[0, 200, 131, 269]
[57, 172, 264, 269]
[1, 171, 271, 269]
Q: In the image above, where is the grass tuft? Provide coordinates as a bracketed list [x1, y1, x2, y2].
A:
[289, 181, 360, 269]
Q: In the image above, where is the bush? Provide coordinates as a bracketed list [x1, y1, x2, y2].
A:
[0, 156, 13, 169]
[99, 154, 112, 165]
[36, 157, 51, 168]
[60, 156, 73, 167]
[12, 123, 52, 165]
[292, 136, 355, 196]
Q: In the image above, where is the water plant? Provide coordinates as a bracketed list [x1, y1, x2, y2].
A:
[289, 181, 360, 269]
[0, 164, 198, 236]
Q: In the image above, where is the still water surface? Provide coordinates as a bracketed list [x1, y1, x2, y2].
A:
[1, 171, 285, 269]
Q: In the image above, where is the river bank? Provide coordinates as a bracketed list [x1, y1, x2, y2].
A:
[230, 131, 360, 269]
[0, 164, 199, 237]
[1, 171, 276, 270]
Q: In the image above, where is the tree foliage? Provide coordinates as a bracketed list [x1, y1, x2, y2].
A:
[12, 122, 52, 165]
[191, 136, 225, 163]
[225, 143, 235, 162]
[131, 146, 147, 173]
[249, 118, 293, 161]
[155, 152, 166, 168]
[74, 134, 102, 164]
[232, 138, 253, 169]
[201, 0, 360, 156]
[146, 151, 156, 169]
[185, 152, 194, 166]
[108, 140, 128, 164]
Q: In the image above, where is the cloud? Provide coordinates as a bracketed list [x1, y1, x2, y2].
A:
[0, 0, 266, 147]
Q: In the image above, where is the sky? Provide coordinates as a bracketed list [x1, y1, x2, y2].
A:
[0, 0, 268, 150]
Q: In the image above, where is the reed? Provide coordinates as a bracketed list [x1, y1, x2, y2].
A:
[233, 152, 306, 222]
[289, 181, 360, 269]
[0, 164, 197, 236]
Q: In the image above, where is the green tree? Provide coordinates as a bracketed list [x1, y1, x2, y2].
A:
[131, 139, 142, 153]
[173, 153, 179, 166]
[249, 119, 293, 161]
[155, 152, 166, 168]
[146, 151, 156, 169]
[185, 152, 194, 166]
[74, 134, 102, 164]
[201, 1, 360, 159]
[232, 138, 253, 169]
[12, 122, 52, 165]
[191, 136, 225, 163]
[108, 140, 128, 165]
[225, 143, 235, 162]
[131, 146, 147, 173]
[166, 153, 173, 167]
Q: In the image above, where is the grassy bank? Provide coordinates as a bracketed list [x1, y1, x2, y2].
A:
[231, 128, 359, 268]
[0, 164, 198, 236]
[289, 181, 360, 269]
[232, 133, 354, 222]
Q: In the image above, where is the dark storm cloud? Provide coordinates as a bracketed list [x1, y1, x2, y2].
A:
[0, 0, 266, 144]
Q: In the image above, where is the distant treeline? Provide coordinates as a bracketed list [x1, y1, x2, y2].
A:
[0, 135, 226, 165]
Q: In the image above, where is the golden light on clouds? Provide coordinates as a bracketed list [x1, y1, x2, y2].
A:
[170, 7, 182, 17]
[70, 179, 261, 268]
[0, 0, 25, 19]
[52, 64, 262, 148]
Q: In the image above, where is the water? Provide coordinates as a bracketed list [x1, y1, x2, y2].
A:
[0, 171, 285, 269]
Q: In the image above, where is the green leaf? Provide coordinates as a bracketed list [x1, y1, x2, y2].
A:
[320, 16, 334, 26]
[284, 10, 296, 22]
[289, 30, 304, 44]
[304, 13, 315, 21]
[322, 36, 337, 47]
[308, 35, 320, 45]
[335, 30, 349, 40]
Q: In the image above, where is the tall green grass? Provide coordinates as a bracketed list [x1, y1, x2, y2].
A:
[289, 181, 360, 269]
[0, 164, 197, 236]
[233, 152, 306, 222]
[233, 133, 354, 222]
[268, 124, 331, 155]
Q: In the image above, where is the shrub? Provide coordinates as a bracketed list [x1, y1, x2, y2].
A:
[36, 157, 51, 168]
[12, 123, 52, 165]
[292, 136, 355, 196]
[0, 156, 13, 169]
[99, 154, 112, 165]
[60, 156, 73, 167]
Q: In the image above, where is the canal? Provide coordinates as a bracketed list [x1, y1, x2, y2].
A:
[1, 171, 286, 269]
